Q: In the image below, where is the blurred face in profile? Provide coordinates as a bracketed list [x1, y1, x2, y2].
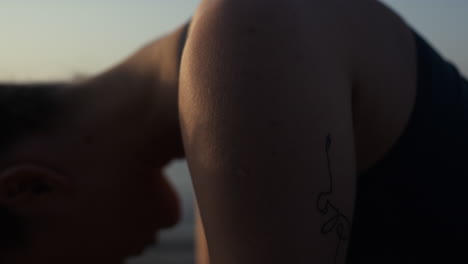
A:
[0, 85, 181, 264]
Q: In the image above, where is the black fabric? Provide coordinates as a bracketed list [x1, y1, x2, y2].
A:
[347, 32, 468, 263]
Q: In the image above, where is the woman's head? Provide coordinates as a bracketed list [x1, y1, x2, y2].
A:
[0, 83, 181, 263]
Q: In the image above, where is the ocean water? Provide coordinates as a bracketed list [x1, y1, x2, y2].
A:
[127, 160, 196, 264]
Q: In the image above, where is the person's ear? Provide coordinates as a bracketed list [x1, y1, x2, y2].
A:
[0, 164, 70, 208]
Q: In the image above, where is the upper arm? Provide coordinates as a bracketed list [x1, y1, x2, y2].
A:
[180, 1, 358, 263]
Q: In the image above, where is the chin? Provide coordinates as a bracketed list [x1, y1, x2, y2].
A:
[126, 233, 159, 257]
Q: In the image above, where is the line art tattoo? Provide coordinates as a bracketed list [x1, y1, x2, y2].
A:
[316, 134, 351, 264]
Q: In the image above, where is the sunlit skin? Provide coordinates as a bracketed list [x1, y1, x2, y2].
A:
[0, 0, 424, 263]
[180, 0, 418, 263]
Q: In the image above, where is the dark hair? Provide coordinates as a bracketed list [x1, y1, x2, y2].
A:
[0, 206, 23, 249]
[0, 83, 65, 249]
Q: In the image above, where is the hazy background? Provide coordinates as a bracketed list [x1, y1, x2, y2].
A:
[0, 0, 467, 82]
[0, 1, 467, 263]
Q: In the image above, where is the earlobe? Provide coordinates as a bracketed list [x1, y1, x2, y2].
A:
[0, 164, 69, 206]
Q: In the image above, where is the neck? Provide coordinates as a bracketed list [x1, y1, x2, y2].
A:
[122, 22, 189, 105]
[94, 21, 189, 110]
[67, 22, 190, 161]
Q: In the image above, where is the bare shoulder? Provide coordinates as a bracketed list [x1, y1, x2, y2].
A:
[348, 0, 418, 174]
[185, 0, 360, 90]
[187, 0, 418, 174]
[182, 1, 419, 262]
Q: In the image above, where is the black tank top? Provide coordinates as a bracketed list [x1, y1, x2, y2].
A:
[347, 31, 468, 263]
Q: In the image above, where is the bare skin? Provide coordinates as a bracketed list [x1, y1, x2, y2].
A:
[65, 22, 189, 164]
[181, 0, 417, 263]
[62, 0, 416, 262]
[59, 0, 416, 262]
[0, 24, 188, 264]
[0, 0, 419, 262]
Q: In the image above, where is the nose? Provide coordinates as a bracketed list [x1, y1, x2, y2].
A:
[155, 176, 181, 228]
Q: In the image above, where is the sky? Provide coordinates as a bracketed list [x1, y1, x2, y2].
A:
[0, 0, 467, 82]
